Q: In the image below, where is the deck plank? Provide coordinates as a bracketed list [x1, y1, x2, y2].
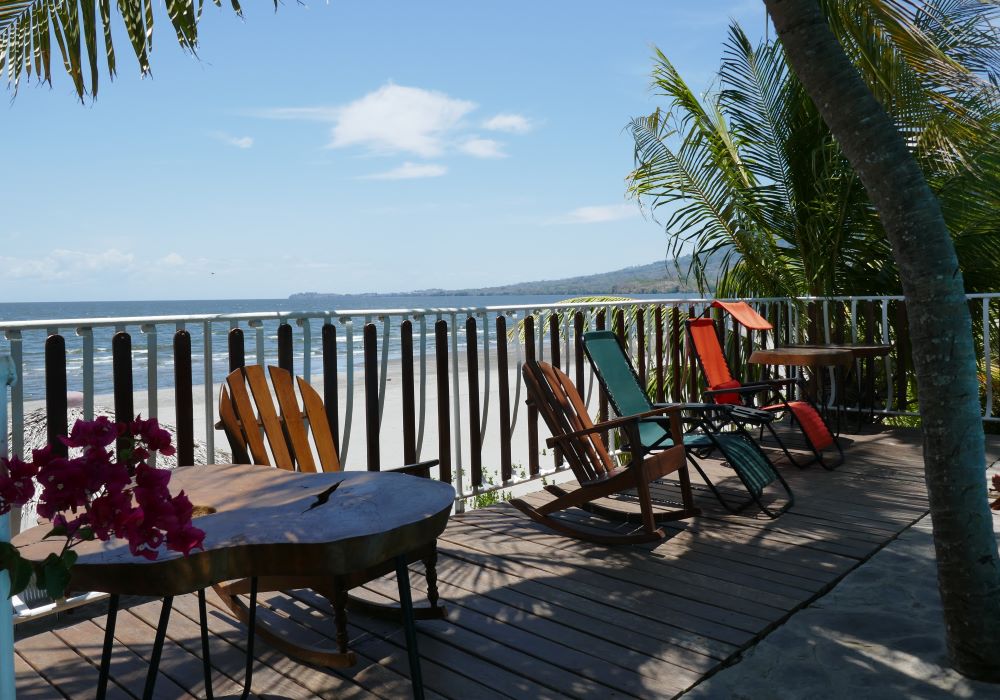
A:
[14, 427, 984, 700]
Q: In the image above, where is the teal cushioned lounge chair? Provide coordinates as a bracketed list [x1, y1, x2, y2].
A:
[582, 330, 793, 518]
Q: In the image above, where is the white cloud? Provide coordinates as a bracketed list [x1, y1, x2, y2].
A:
[554, 204, 639, 225]
[254, 86, 540, 165]
[483, 113, 533, 133]
[327, 84, 476, 157]
[212, 131, 254, 149]
[359, 162, 448, 180]
[160, 253, 185, 267]
[459, 137, 507, 159]
[0, 248, 136, 281]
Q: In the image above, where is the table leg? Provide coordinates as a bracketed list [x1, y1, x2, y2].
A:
[198, 589, 215, 700]
[96, 593, 119, 700]
[142, 596, 173, 700]
[197, 578, 258, 700]
[395, 555, 424, 700]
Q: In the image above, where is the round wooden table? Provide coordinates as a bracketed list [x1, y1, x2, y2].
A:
[13, 465, 455, 700]
[748, 346, 854, 406]
[748, 346, 855, 368]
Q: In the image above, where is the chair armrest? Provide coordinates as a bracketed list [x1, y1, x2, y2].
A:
[544, 405, 682, 447]
[386, 459, 440, 479]
[728, 405, 776, 423]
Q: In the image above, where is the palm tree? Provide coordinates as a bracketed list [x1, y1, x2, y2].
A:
[0, 0, 251, 99]
[761, 0, 1000, 680]
[628, 7, 1000, 299]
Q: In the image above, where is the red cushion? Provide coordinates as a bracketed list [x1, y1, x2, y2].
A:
[764, 401, 833, 450]
[711, 379, 743, 405]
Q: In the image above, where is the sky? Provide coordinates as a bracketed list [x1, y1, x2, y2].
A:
[0, 1, 768, 302]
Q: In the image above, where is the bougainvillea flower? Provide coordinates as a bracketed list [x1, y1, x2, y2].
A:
[61, 415, 119, 449]
[3, 416, 205, 585]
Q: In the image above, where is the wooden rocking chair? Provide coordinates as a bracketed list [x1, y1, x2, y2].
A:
[510, 361, 700, 544]
[216, 364, 444, 667]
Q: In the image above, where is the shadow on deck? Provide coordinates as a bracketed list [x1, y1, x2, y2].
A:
[13, 426, 991, 699]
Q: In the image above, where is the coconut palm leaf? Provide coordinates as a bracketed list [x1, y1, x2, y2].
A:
[0, 0, 251, 100]
[629, 2, 999, 301]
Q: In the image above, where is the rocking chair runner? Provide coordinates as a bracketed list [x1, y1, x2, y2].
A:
[216, 364, 444, 668]
[686, 301, 844, 470]
[511, 360, 700, 544]
[582, 330, 792, 518]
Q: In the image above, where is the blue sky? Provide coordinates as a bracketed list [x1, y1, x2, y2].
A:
[1, 1, 767, 302]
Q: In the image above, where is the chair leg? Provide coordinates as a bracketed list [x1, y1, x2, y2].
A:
[422, 546, 441, 612]
[333, 578, 350, 655]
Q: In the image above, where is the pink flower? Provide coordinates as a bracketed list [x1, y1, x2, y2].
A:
[11, 416, 199, 566]
[36, 457, 90, 519]
[0, 455, 39, 513]
[167, 523, 206, 556]
[61, 416, 119, 449]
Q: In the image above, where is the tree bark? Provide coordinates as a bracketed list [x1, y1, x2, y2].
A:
[764, 0, 1000, 681]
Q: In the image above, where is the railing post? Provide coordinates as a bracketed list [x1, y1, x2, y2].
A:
[1, 353, 17, 700]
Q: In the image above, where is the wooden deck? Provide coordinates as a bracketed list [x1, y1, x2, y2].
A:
[13, 426, 987, 699]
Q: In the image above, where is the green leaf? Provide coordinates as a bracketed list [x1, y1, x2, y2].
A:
[43, 523, 67, 539]
[38, 552, 72, 600]
[0, 543, 34, 598]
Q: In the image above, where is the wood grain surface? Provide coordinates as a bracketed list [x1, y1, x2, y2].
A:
[748, 346, 854, 367]
[12, 465, 454, 597]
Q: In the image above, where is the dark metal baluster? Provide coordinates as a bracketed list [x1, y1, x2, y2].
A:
[595, 311, 608, 428]
[687, 305, 698, 402]
[637, 308, 647, 389]
[548, 314, 561, 468]
[401, 320, 417, 465]
[173, 330, 196, 466]
[466, 316, 482, 488]
[525, 315, 539, 477]
[435, 320, 452, 484]
[671, 307, 682, 403]
[278, 322, 293, 373]
[654, 306, 665, 403]
[44, 334, 68, 457]
[112, 331, 134, 424]
[322, 323, 340, 455]
[228, 328, 245, 372]
[496, 315, 512, 483]
[574, 312, 585, 394]
[363, 323, 380, 470]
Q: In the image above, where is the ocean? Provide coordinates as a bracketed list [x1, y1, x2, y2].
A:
[0, 294, 678, 400]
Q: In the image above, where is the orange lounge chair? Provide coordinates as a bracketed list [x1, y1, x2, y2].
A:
[686, 301, 844, 470]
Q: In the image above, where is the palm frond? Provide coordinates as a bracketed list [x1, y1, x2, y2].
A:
[0, 0, 250, 100]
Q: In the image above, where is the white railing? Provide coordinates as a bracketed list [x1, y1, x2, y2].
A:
[3, 292, 998, 508]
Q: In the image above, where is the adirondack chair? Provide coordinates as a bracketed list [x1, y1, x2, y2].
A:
[216, 364, 443, 667]
[582, 330, 793, 518]
[510, 360, 700, 544]
[686, 301, 844, 470]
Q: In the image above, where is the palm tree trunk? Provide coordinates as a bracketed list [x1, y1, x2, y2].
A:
[764, 0, 1000, 681]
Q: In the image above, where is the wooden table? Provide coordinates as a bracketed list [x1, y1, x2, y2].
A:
[12, 465, 455, 700]
[748, 346, 855, 405]
[748, 346, 855, 369]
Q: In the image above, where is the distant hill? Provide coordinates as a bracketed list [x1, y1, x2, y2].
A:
[290, 256, 720, 301]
